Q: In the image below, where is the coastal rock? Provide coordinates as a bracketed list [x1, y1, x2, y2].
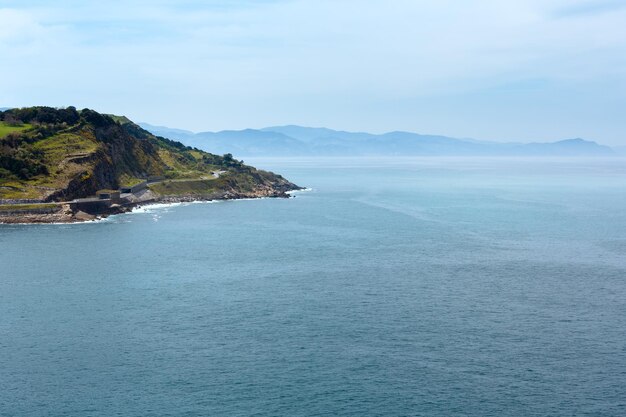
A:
[74, 211, 96, 221]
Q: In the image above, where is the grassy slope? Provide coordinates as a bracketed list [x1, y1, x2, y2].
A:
[1, 127, 100, 199]
[1, 107, 297, 201]
[148, 179, 220, 196]
[0, 117, 208, 199]
[0, 122, 33, 138]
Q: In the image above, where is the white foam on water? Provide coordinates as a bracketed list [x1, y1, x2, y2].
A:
[1, 193, 304, 226]
[287, 187, 313, 195]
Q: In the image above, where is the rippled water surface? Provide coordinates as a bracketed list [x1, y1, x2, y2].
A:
[2, 157, 626, 416]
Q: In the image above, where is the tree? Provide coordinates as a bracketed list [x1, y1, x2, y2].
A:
[3, 113, 22, 126]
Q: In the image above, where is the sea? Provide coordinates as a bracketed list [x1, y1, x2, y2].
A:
[1, 157, 626, 416]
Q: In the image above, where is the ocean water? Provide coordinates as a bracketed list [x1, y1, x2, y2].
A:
[1, 157, 626, 416]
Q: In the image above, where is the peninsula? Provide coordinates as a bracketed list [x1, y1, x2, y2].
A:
[0, 107, 301, 223]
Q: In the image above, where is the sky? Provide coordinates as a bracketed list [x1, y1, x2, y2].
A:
[1, 0, 625, 145]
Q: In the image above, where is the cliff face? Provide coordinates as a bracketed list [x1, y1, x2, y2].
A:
[0, 107, 300, 202]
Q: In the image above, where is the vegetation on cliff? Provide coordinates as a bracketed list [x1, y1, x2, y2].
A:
[0, 107, 299, 202]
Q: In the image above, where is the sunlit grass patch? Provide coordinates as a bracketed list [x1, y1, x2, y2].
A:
[0, 122, 33, 139]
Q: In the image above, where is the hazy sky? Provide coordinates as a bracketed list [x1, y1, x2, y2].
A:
[1, 0, 625, 144]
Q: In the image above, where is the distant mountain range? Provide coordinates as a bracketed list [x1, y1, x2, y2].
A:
[140, 123, 616, 157]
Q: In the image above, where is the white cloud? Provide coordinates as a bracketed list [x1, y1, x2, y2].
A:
[0, 8, 62, 43]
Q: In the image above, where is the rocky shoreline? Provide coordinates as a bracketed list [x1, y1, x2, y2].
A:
[0, 186, 303, 224]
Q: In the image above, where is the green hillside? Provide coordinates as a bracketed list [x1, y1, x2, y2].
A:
[0, 106, 298, 201]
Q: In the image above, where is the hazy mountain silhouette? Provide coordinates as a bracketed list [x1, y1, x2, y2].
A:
[140, 123, 615, 157]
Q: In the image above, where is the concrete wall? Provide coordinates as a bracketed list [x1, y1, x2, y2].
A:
[0, 206, 59, 216]
[121, 181, 148, 194]
[69, 199, 111, 213]
[0, 199, 45, 205]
